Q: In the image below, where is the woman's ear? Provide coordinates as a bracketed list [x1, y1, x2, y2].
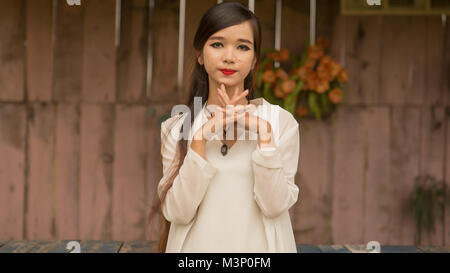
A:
[198, 53, 204, 66]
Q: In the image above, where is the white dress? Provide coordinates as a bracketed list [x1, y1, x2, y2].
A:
[157, 98, 300, 253]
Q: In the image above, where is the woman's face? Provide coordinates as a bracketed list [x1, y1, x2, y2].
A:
[198, 21, 256, 88]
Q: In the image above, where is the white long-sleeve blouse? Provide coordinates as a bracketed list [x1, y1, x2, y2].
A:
[157, 97, 300, 253]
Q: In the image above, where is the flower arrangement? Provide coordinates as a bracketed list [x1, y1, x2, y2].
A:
[255, 38, 349, 120]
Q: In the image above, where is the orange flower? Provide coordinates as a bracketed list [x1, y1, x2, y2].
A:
[308, 45, 324, 60]
[276, 68, 289, 81]
[268, 51, 280, 61]
[329, 61, 342, 78]
[315, 79, 330, 93]
[317, 64, 333, 82]
[320, 55, 332, 65]
[262, 70, 276, 84]
[337, 69, 348, 83]
[296, 106, 308, 117]
[274, 85, 285, 98]
[297, 66, 310, 80]
[304, 57, 317, 69]
[328, 87, 343, 103]
[281, 80, 296, 94]
[278, 48, 290, 62]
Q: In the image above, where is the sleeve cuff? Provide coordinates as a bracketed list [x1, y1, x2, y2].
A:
[187, 147, 217, 178]
[251, 145, 283, 169]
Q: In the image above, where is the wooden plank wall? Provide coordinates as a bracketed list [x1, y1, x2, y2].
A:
[0, 0, 448, 247]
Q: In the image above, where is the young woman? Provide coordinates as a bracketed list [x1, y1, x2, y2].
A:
[151, 2, 300, 253]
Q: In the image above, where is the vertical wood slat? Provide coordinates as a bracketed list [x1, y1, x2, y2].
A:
[0, 105, 26, 240]
[0, 0, 25, 101]
[54, 103, 80, 239]
[112, 105, 148, 240]
[52, 0, 84, 102]
[148, 0, 179, 103]
[332, 107, 365, 244]
[117, 0, 148, 103]
[26, 102, 55, 240]
[419, 106, 446, 246]
[79, 104, 114, 240]
[379, 17, 426, 106]
[390, 107, 421, 245]
[26, 0, 53, 101]
[255, 0, 276, 50]
[424, 17, 446, 105]
[364, 107, 391, 244]
[281, 0, 308, 56]
[344, 16, 382, 105]
[81, 0, 116, 103]
[293, 121, 332, 244]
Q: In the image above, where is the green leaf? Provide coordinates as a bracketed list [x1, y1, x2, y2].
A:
[320, 92, 329, 113]
[308, 92, 322, 120]
[263, 82, 283, 106]
[284, 81, 304, 114]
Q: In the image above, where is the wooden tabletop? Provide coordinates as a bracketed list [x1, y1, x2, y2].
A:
[0, 240, 449, 253]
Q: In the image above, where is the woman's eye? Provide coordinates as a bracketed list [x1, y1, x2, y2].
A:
[238, 45, 250, 51]
[210, 43, 250, 51]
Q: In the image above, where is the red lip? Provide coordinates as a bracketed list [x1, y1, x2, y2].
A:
[220, 69, 236, 75]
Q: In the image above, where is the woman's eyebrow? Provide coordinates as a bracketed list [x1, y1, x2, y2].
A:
[209, 36, 253, 45]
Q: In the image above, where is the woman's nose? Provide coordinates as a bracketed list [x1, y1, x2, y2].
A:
[222, 47, 236, 63]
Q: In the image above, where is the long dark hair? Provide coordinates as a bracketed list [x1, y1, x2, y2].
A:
[148, 2, 262, 253]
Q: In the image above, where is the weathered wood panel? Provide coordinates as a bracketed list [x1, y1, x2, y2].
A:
[54, 103, 80, 239]
[79, 104, 114, 240]
[380, 17, 426, 106]
[144, 104, 172, 241]
[26, 102, 55, 239]
[364, 107, 391, 244]
[112, 105, 147, 240]
[81, 0, 116, 103]
[281, 0, 309, 57]
[418, 106, 446, 246]
[148, 0, 179, 103]
[117, 0, 148, 103]
[0, 0, 25, 101]
[424, 17, 446, 105]
[344, 16, 382, 105]
[0, 104, 26, 239]
[52, 0, 84, 102]
[255, 0, 276, 51]
[26, 0, 53, 101]
[293, 121, 332, 244]
[332, 106, 366, 244]
[390, 107, 421, 245]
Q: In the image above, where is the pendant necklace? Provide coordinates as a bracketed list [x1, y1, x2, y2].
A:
[205, 105, 228, 156]
[221, 129, 228, 156]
